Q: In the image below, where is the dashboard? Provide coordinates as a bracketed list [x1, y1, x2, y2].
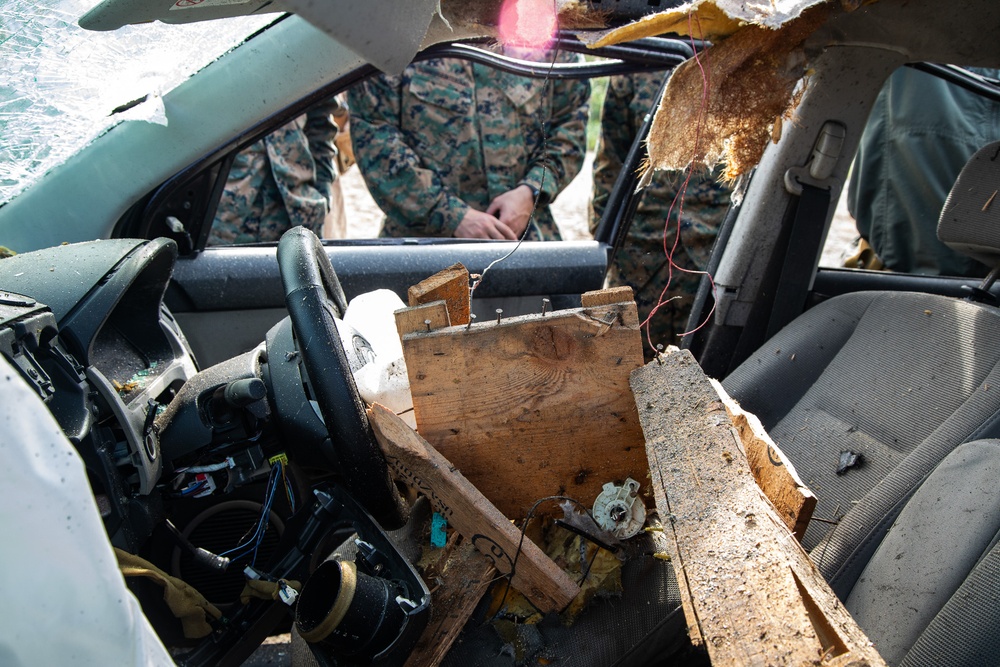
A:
[0, 238, 197, 548]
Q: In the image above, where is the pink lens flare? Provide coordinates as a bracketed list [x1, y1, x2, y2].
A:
[498, 0, 557, 50]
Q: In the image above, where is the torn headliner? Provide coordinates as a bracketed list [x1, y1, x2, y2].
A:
[577, 0, 1000, 179]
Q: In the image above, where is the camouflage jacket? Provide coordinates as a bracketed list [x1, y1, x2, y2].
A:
[347, 55, 589, 241]
[208, 97, 341, 245]
[591, 71, 731, 352]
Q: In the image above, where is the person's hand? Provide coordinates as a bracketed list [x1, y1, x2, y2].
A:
[486, 185, 535, 238]
[454, 208, 518, 240]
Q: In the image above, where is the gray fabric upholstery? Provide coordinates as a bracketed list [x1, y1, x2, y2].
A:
[719, 139, 1000, 667]
[846, 440, 1000, 666]
[938, 140, 1000, 267]
[724, 291, 1000, 560]
[899, 535, 1000, 667]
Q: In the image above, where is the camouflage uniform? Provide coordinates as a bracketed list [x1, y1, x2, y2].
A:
[591, 71, 730, 357]
[209, 97, 343, 245]
[347, 54, 590, 240]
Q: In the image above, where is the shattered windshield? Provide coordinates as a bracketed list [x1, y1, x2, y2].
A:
[0, 0, 275, 204]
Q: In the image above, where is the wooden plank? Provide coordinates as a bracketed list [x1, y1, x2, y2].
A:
[630, 349, 886, 667]
[580, 286, 634, 308]
[401, 296, 647, 520]
[710, 378, 817, 541]
[404, 536, 495, 667]
[407, 262, 471, 326]
[368, 403, 580, 614]
[395, 301, 451, 338]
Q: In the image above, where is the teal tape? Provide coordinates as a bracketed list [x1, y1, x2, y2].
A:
[430, 512, 448, 548]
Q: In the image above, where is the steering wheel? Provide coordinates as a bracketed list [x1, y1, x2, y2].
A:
[276, 227, 407, 529]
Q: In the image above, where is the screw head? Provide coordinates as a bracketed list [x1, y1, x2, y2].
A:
[609, 504, 628, 523]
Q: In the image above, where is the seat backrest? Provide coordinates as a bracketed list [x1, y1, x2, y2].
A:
[938, 140, 1000, 269]
[724, 138, 1000, 593]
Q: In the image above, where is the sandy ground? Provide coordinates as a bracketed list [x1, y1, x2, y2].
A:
[336, 153, 859, 262]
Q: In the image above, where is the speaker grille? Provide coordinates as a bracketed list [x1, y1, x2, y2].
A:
[174, 500, 285, 606]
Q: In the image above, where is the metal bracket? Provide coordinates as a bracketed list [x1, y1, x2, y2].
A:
[784, 121, 847, 196]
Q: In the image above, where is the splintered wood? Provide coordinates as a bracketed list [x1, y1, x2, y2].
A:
[630, 349, 885, 667]
[403, 537, 495, 667]
[407, 263, 471, 326]
[400, 289, 647, 520]
[368, 403, 580, 614]
[711, 379, 816, 540]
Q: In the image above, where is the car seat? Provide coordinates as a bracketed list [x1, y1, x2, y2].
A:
[723, 140, 1000, 663]
[845, 438, 1000, 666]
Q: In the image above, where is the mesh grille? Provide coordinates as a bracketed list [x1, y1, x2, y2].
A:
[175, 502, 283, 606]
[442, 556, 681, 666]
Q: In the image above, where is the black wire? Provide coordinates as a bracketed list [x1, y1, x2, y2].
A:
[578, 544, 601, 586]
[489, 494, 594, 619]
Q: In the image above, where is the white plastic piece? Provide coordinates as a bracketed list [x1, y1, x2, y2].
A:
[278, 581, 299, 606]
[191, 472, 217, 498]
[784, 120, 847, 196]
[343, 290, 416, 428]
[592, 478, 646, 540]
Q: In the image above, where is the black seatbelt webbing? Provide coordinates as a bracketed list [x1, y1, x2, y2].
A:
[765, 183, 832, 339]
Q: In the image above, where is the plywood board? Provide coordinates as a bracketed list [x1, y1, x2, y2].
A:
[630, 349, 886, 667]
[401, 290, 648, 520]
[369, 403, 580, 614]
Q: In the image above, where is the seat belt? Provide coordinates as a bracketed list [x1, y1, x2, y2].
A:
[765, 182, 832, 339]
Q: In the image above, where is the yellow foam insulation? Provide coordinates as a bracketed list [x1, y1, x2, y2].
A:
[647, 4, 836, 181]
[586, 0, 839, 45]
[569, 0, 872, 180]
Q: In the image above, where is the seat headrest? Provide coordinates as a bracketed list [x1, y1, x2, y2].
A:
[938, 141, 1000, 268]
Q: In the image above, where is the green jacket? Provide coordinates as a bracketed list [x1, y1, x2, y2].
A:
[849, 67, 1000, 277]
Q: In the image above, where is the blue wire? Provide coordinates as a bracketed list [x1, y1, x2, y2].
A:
[251, 463, 281, 566]
[219, 462, 281, 562]
[178, 480, 207, 497]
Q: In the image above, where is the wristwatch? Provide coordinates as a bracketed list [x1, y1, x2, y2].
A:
[521, 182, 550, 206]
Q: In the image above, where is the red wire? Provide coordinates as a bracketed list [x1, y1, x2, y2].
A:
[640, 10, 720, 354]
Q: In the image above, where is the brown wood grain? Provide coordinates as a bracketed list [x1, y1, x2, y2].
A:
[407, 263, 470, 325]
[368, 403, 580, 614]
[710, 378, 817, 541]
[580, 286, 634, 308]
[400, 290, 648, 520]
[395, 301, 451, 338]
[631, 349, 885, 667]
